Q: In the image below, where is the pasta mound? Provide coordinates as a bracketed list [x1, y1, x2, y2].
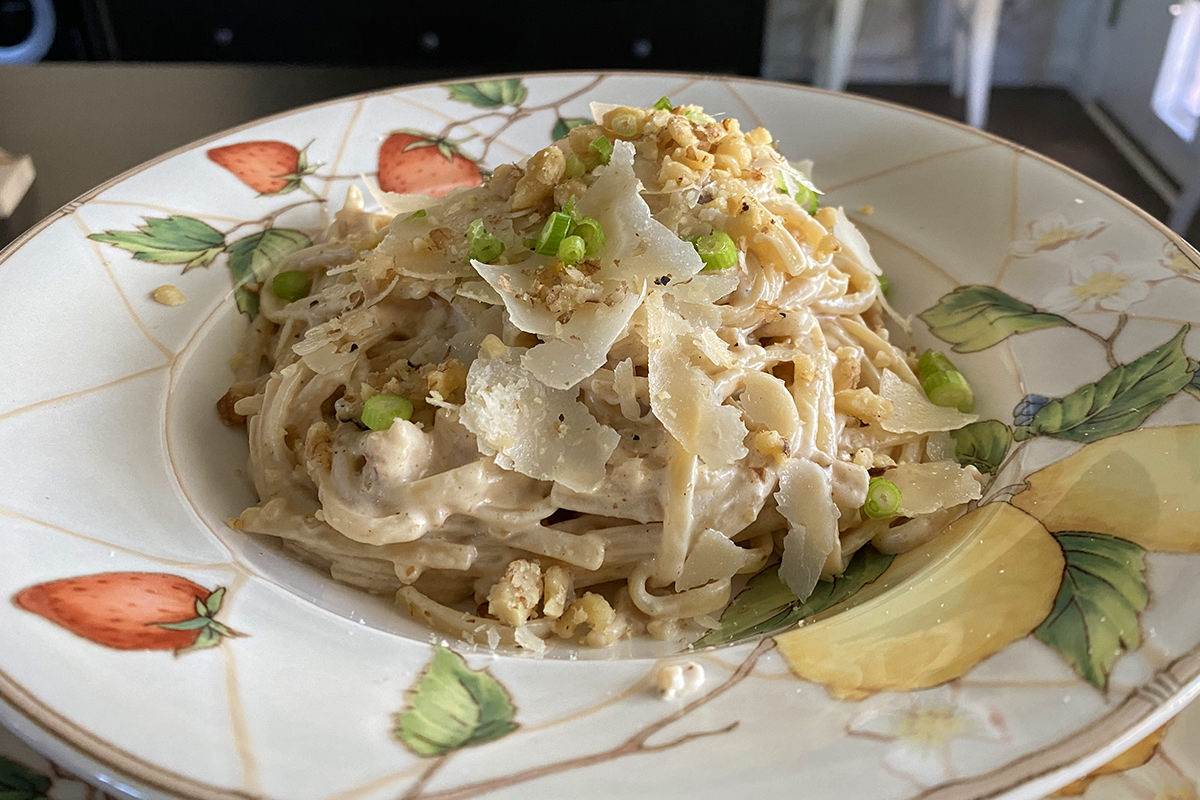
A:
[224, 102, 982, 651]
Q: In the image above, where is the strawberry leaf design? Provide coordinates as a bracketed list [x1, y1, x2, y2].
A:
[1013, 327, 1196, 442]
[154, 584, 244, 655]
[445, 79, 527, 109]
[918, 285, 1072, 352]
[951, 420, 1013, 474]
[1034, 532, 1147, 689]
[1184, 370, 1200, 401]
[695, 546, 893, 647]
[0, 757, 51, 800]
[394, 647, 517, 756]
[226, 228, 312, 317]
[90, 216, 226, 270]
[552, 116, 592, 142]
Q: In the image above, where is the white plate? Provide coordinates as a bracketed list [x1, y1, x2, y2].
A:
[3, 72, 1200, 800]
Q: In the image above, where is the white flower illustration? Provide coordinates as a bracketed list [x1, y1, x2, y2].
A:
[1159, 241, 1200, 280]
[846, 686, 1008, 787]
[1043, 253, 1167, 313]
[1010, 212, 1107, 257]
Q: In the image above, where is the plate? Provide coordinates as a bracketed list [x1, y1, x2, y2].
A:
[2, 72, 1200, 800]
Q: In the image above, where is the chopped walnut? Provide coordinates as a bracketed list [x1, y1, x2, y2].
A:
[541, 565, 572, 619]
[216, 384, 251, 427]
[553, 591, 623, 647]
[425, 359, 467, 405]
[486, 559, 543, 627]
[510, 145, 565, 211]
[832, 346, 863, 392]
[835, 387, 894, 425]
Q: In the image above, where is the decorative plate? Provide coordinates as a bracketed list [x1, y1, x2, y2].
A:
[2, 72, 1199, 800]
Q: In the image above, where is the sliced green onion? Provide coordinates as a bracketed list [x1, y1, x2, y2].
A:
[574, 216, 606, 256]
[467, 218, 505, 263]
[682, 106, 716, 124]
[775, 170, 790, 194]
[561, 195, 578, 219]
[917, 349, 958, 381]
[607, 111, 639, 138]
[795, 183, 819, 215]
[589, 135, 613, 165]
[272, 270, 311, 302]
[534, 211, 574, 256]
[557, 235, 586, 266]
[922, 370, 975, 413]
[877, 273, 890, 296]
[654, 96, 674, 111]
[406, 209, 427, 220]
[690, 230, 738, 271]
[863, 477, 902, 519]
[563, 154, 586, 179]
[361, 393, 413, 431]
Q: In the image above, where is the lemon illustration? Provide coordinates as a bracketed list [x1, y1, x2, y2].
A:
[1011, 424, 1200, 552]
[775, 502, 1064, 699]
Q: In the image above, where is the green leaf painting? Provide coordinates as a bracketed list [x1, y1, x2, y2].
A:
[446, 79, 527, 109]
[1185, 370, 1200, 402]
[951, 420, 1013, 474]
[0, 757, 51, 800]
[394, 647, 518, 757]
[226, 228, 312, 316]
[918, 286, 1071, 352]
[1035, 532, 1147, 689]
[695, 547, 894, 647]
[89, 215, 226, 270]
[552, 116, 592, 142]
[1014, 327, 1196, 443]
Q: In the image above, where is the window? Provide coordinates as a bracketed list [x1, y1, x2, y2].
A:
[1153, 1, 1200, 141]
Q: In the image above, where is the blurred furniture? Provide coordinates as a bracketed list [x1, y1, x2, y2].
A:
[816, 0, 1004, 128]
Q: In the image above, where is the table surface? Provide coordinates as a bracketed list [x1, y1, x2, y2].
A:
[1, 62, 1198, 800]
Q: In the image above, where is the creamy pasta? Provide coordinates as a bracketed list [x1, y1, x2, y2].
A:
[222, 101, 983, 652]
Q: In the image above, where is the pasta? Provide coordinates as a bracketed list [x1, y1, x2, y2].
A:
[222, 101, 984, 652]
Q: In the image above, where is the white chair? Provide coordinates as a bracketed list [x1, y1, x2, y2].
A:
[816, 0, 1004, 129]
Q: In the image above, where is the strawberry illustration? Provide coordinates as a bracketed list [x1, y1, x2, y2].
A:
[14, 572, 243, 654]
[207, 140, 318, 195]
[377, 131, 482, 197]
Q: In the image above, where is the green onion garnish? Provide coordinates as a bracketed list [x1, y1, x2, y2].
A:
[608, 111, 639, 138]
[690, 230, 738, 271]
[589, 135, 613, 165]
[563, 154, 586, 179]
[775, 171, 790, 194]
[557, 235, 587, 266]
[534, 212, 574, 256]
[406, 209, 427, 220]
[922, 370, 975, 414]
[795, 184, 819, 215]
[654, 96, 674, 110]
[682, 107, 716, 124]
[863, 477, 902, 519]
[467, 219, 505, 263]
[574, 216, 606, 256]
[917, 349, 957, 380]
[561, 195, 578, 219]
[361, 393, 413, 431]
[878, 273, 890, 296]
[272, 270, 311, 302]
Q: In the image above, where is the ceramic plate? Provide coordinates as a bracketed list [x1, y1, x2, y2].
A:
[3, 72, 1200, 800]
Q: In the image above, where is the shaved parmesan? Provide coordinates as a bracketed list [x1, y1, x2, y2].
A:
[460, 346, 619, 493]
[471, 257, 559, 336]
[885, 461, 983, 516]
[645, 292, 748, 466]
[879, 369, 978, 433]
[775, 458, 840, 601]
[523, 288, 643, 390]
[831, 207, 881, 276]
[676, 528, 755, 591]
[576, 141, 706, 287]
[740, 371, 800, 441]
